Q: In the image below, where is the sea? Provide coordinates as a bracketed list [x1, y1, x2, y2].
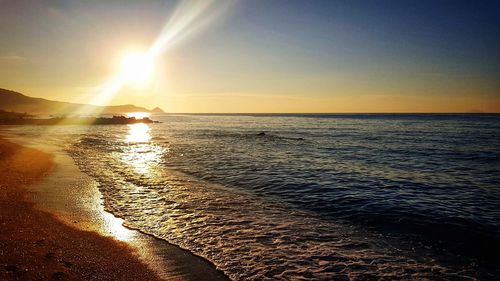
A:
[3, 114, 500, 280]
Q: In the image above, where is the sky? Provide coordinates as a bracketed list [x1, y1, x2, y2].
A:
[0, 0, 499, 113]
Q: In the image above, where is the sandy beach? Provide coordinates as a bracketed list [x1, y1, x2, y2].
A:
[0, 137, 163, 280]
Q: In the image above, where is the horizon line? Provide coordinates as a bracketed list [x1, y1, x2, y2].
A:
[155, 112, 500, 115]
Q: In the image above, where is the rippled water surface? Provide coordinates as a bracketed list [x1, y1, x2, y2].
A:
[5, 114, 500, 279]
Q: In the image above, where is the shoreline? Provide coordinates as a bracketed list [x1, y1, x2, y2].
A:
[0, 135, 229, 281]
[0, 137, 162, 280]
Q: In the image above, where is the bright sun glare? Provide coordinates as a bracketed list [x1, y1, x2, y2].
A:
[119, 51, 154, 86]
[78, 1, 230, 110]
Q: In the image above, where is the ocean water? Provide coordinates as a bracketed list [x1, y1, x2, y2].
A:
[5, 114, 500, 279]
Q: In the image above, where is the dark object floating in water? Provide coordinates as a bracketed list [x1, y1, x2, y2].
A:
[255, 131, 304, 141]
[0, 110, 159, 125]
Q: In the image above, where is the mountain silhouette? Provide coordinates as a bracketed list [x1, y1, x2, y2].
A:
[151, 107, 165, 114]
[0, 88, 155, 115]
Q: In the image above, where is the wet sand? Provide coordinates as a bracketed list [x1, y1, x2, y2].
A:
[0, 133, 230, 281]
[0, 137, 164, 280]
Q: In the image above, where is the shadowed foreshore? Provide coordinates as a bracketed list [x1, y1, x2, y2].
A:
[0, 137, 163, 280]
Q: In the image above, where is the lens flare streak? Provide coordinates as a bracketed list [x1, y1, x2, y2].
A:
[79, 0, 231, 111]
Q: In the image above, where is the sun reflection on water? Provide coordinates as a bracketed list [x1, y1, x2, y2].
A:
[101, 211, 135, 241]
[126, 123, 151, 143]
[126, 112, 151, 119]
[122, 123, 165, 175]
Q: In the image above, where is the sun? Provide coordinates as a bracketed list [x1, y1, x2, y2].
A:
[119, 51, 155, 86]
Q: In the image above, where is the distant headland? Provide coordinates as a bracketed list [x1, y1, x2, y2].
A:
[0, 88, 163, 125]
[0, 88, 165, 115]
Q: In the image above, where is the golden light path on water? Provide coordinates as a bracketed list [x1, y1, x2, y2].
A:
[122, 123, 165, 175]
[126, 123, 151, 143]
[126, 111, 151, 119]
[97, 123, 165, 240]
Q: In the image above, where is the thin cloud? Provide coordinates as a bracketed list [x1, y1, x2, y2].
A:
[417, 72, 443, 77]
[0, 55, 26, 63]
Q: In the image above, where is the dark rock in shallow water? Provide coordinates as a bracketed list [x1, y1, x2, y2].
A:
[255, 131, 305, 141]
[0, 114, 160, 125]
